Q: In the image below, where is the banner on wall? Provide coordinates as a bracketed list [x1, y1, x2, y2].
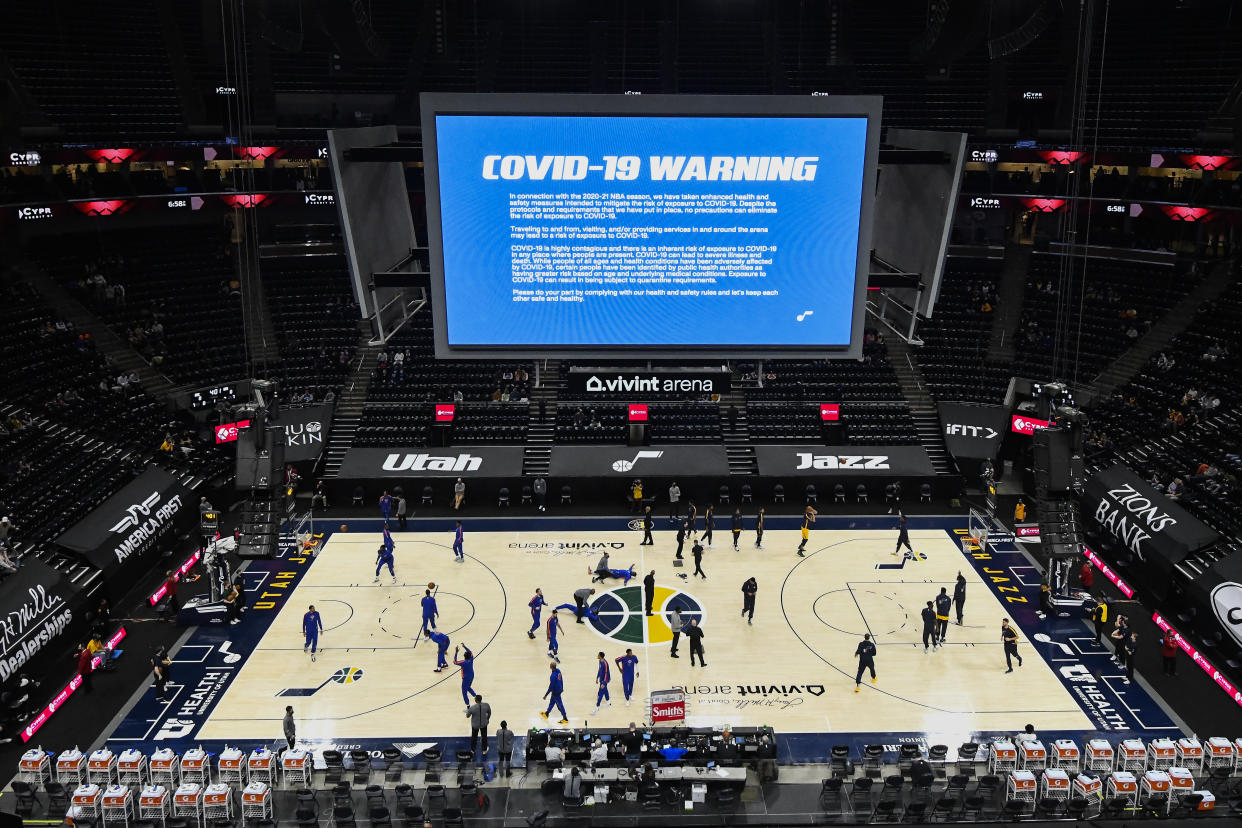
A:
[1188, 553, 1242, 650]
[549, 445, 730, 477]
[336, 446, 526, 478]
[1082, 462, 1219, 584]
[0, 559, 83, 685]
[937, 402, 1009, 460]
[754, 445, 935, 477]
[281, 403, 334, 463]
[56, 468, 196, 581]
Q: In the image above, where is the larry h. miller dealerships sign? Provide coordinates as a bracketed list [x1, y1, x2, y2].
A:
[0, 559, 83, 686]
[56, 467, 196, 581]
[1083, 462, 1219, 592]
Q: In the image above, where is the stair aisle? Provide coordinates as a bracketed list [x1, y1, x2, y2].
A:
[321, 341, 379, 478]
[522, 360, 562, 477]
[718, 390, 757, 475]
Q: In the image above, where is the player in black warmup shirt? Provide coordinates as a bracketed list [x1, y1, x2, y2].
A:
[1002, 618, 1023, 672]
[691, 538, 706, 578]
[952, 572, 967, 625]
[894, 515, 914, 557]
[640, 507, 654, 546]
[854, 633, 877, 691]
[934, 587, 952, 644]
[701, 505, 714, 547]
[675, 521, 687, 559]
[731, 509, 743, 550]
[921, 601, 937, 652]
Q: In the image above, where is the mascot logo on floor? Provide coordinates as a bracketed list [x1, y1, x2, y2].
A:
[588, 586, 703, 645]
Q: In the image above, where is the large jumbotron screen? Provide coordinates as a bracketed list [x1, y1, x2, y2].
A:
[421, 93, 882, 358]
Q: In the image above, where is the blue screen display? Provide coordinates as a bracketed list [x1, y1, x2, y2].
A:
[433, 114, 868, 347]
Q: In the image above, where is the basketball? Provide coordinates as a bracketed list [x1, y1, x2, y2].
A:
[428, 582, 436, 590]
[339, 524, 347, 532]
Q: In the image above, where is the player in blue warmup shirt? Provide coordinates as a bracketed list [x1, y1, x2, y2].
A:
[382, 525, 395, 553]
[453, 645, 477, 710]
[540, 662, 568, 724]
[374, 543, 396, 584]
[546, 609, 564, 662]
[302, 604, 324, 662]
[614, 649, 639, 706]
[527, 588, 546, 640]
[424, 629, 451, 671]
[593, 651, 612, 713]
[453, 521, 464, 561]
[378, 491, 392, 524]
[421, 589, 439, 632]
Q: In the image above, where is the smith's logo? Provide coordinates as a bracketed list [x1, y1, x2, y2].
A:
[795, 453, 890, 470]
[110, 492, 162, 533]
[945, 423, 998, 439]
[382, 453, 481, 472]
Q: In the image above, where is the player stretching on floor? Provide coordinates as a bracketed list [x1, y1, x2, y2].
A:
[527, 588, 545, 640]
[453, 645, 478, 712]
[591, 563, 638, 584]
[540, 662, 569, 724]
[424, 629, 451, 672]
[302, 604, 323, 662]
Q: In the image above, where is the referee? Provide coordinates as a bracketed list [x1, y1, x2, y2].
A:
[854, 634, 877, 692]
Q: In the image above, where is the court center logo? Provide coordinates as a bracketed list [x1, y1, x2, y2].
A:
[587, 586, 703, 645]
[277, 667, 364, 697]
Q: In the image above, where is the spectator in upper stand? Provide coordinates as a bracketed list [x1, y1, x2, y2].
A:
[393, 350, 404, 367]
[500, 387, 511, 403]
[1166, 478, 1184, 501]
[1148, 471, 1163, 489]
[1156, 352, 1175, 371]
[491, 388, 502, 402]
[588, 409, 601, 429]
[324, 389, 336, 404]
[573, 408, 587, 429]
[453, 389, 464, 403]
[376, 349, 388, 368]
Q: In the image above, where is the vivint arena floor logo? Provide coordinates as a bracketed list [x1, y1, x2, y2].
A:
[585, 374, 717, 393]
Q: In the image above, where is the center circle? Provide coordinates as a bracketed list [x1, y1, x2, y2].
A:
[381, 591, 476, 640]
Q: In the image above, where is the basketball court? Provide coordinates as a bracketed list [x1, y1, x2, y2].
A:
[107, 516, 1184, 761]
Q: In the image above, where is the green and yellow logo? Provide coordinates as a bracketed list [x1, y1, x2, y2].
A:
[588, 586, 703, 645]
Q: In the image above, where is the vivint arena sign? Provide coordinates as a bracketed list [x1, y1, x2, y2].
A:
[567, 368, 731, 396]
